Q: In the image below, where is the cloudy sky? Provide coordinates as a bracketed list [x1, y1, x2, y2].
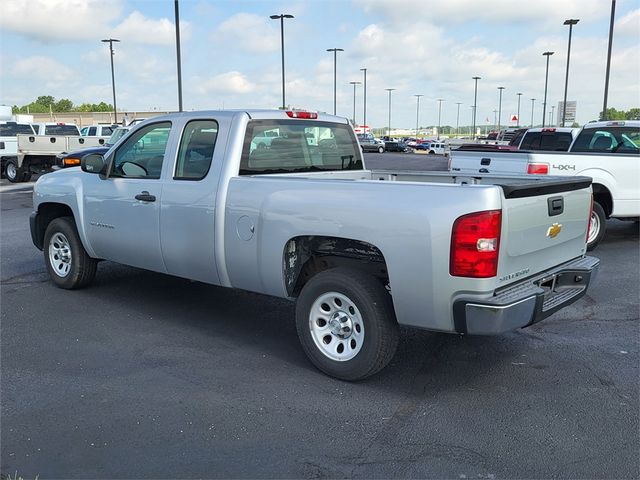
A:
[1, 0, 639, 128]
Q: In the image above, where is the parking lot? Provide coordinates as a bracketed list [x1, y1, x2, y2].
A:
[1, 152, 638, 478]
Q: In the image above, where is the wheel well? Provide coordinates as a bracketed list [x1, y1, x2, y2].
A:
[592, 184, 613, 218]
[34, 203, 75, 249]
[283, 236, 389, 297]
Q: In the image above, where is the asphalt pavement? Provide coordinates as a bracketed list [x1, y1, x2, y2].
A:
[1, 154, 638, 479]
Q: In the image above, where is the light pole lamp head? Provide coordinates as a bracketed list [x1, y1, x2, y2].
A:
[563, 19, 579, 25]
[517, 92, 523, 96]
[101, 38, 120, 43]
[385, 88, 396, 92]
[472, 76, 481, 80]
[270, 14, 294, 19]
[543, 51, 554, 56]
[497, 86, 505, 90]
[327, 48, 344, 52]
[349, 81, 361, 85]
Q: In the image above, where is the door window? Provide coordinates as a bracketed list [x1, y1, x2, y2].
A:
[111, 122, 171, 179]
[174, 120, 218, 180]
[88, 127, 97, 136]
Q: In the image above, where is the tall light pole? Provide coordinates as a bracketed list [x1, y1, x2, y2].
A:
[530, 98, 536, 128]
[385, 88, 395, 138]
[551, 105, 556, 126]
[516, 92, 523, 127]
[360, 68, 367, 128]
[101, 38, 120, 123]
[349, 81, 361, 125]
[472, 76, 481, 140]
[562, 19, 579, 126]
[174, 0, 183, 112]
[437, 99, 444, 139]
[326, 48, 344, 115]
[602, 0, 616, 120]
[493, 109, 498, 131]
[456, 102, 462, 136]
[270, 14, 294, 109]
[414, 94, 424, 137]
[542, 51, 554, 127]
[497, 86, 505, 131]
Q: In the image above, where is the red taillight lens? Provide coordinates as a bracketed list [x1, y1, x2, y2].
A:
[285, 111, 318, 119]
[527, 162, 549, 174]
[450, 210, 502, 278]
[586, 194, 594, 243]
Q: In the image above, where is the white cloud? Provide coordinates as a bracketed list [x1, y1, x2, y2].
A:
[194, 71, 257, 95]
[113, 11, 191, 46]
[214, 13, 280, 54]
[0, 0, 122, 42]
[360, 0, 604, 25]
[616, 8, 640, 37]
[13, 56, 74, 82]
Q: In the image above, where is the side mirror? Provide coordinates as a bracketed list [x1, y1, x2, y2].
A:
[81, 153, 108, 176]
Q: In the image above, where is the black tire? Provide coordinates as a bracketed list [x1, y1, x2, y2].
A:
[43, 217, 98, 289]
[378, 146, 384, 153]
[5, 159, 22, 183]
[428, 150, 435, 155]
[295, 267, 399, 381]
[587, 202, 606, 251]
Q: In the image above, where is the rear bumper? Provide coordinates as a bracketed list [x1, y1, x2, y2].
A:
[453, 256, 599, 335]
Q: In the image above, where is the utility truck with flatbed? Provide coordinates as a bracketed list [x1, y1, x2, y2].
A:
[450, 121, 640, 250]
[30, 110, 599, 380]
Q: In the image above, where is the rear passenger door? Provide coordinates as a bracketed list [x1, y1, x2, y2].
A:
[160, 119, 222, 284]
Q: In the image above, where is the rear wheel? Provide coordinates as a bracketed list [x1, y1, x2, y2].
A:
[587, 202, 606, 251]
[378, 146, 384, 153]
[43, 217, 98, 289]
[428, 150, 435, 155]
[295, 268, 399, 381]
[5, 159, 22, 183]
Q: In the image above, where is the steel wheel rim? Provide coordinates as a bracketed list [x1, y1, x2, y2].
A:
[587, 211, 600, 244]
[48, 232, 72, 277]
[6, 163, 16, 180]
[309, 291, 365, 362]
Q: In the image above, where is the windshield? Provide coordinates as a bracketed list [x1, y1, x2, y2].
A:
[106, 128, 129, 146]
[571, 126, 640, 154]
[44, 125, 80, 135]
[240, 120, 362, 175]
[0, 123, 34, 136]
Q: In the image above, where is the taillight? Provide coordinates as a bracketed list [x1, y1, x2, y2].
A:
[586, 194, 594, 243]
[527, 162, 549, 174]
[285, 111, 318, 119]
[450, 210, 502, 278]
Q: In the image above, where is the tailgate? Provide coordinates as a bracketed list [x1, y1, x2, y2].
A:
[450, 150, 529, 174]
[496, 177, 592, 287]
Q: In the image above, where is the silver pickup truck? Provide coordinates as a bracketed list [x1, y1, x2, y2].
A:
[30, 110, 599, 380]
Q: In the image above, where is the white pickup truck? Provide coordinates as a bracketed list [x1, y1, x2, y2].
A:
[9, 131, 110, 183]
[450, 121, 640, 250]
[30, 110, 599, 380]
[1, 121, 35, 180]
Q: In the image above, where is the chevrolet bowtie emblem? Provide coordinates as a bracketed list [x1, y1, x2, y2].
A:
[547, 223, 562, 238]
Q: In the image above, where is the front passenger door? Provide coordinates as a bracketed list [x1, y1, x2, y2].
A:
[83, 121, 172, 273]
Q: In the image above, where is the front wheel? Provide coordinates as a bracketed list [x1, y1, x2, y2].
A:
[587, 202, 606, 251]
[378, 146, 384, 153]
[295, 268, 399, 381]
[43, 217, 98, 289]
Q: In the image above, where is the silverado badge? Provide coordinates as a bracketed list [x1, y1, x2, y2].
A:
[546, 223, 562, 238]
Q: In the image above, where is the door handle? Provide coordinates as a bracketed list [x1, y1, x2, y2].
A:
[135, 191, 156, 202]
[479, 168, 489, 173]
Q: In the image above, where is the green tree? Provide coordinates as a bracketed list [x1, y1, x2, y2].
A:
[35, 95, 55, 108]
[53, 98, 74, 112]
[600, 107, 627, 121]
[625, 108, 640, 120]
